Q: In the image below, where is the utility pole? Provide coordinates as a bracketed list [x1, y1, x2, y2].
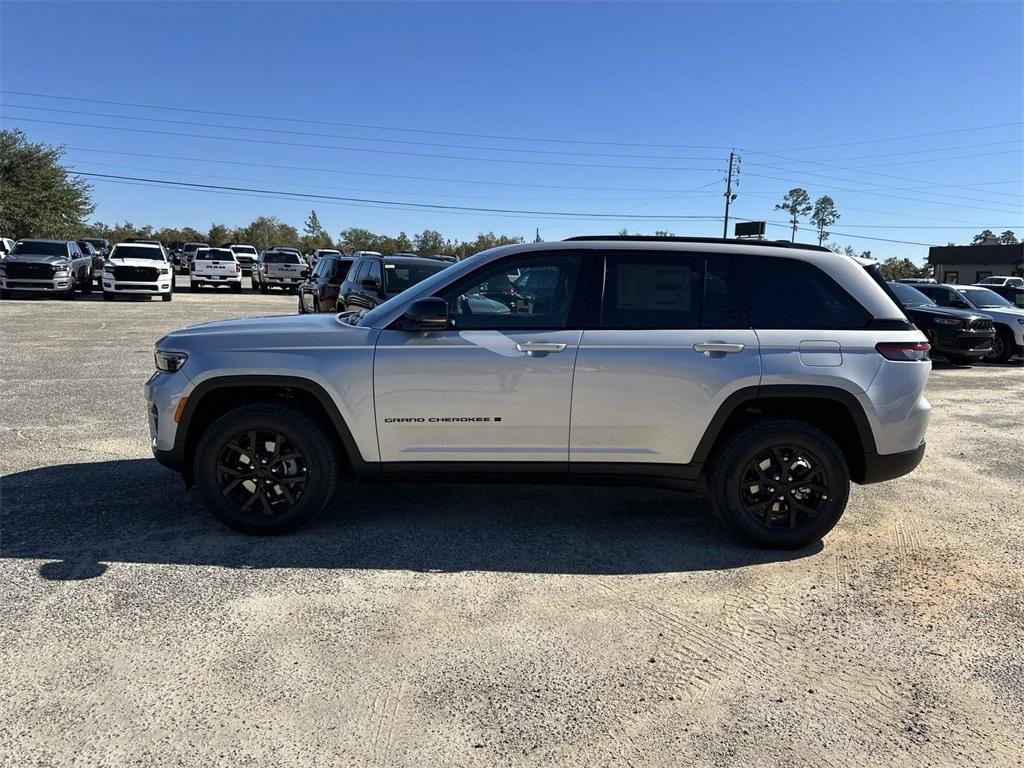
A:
[722, 150, 740, 238]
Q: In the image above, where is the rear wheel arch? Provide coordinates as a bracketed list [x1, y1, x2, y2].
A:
[694, 386, 875, 484]
[177, 376, 364, 485]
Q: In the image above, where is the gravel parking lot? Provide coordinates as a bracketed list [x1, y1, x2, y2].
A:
[2, 285, 1022, 767]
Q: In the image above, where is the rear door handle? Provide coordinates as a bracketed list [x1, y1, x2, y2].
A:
[693, 341, 745, 354]
[516, 341, 568, 356]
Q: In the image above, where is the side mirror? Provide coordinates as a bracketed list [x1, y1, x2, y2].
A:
[361, 278, 381, 292]
[952, 299, 970, 309]
[300, 269, 310, 279]
[398, 297, 448, 332]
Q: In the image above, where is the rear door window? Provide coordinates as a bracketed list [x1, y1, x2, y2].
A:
[600, 252, 703, 329]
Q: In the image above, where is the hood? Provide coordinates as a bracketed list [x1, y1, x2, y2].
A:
[904, 305, 987, 322]
[157, 312, 353, 350]
[3, 253, 70, 266]
[107, 257, 169, 268]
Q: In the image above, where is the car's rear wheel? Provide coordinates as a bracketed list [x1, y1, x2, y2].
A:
[707, 418, 850, 549]
[194, 404, 340, 534]
[80, 272, 92, 294]
[259, 283, 268, 294]
[162, 291, 173, 302]
[983, 327, 1014, 363]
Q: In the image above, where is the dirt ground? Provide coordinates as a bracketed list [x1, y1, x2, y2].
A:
[1, 288, 1022, 767]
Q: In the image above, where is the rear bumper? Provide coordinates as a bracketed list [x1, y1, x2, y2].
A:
[859, 442, 926, 484]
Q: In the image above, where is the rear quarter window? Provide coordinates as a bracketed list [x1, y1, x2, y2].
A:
[738, 256, 870, 330]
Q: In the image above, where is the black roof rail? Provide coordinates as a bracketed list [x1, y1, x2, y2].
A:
[563, 235, 834, 252]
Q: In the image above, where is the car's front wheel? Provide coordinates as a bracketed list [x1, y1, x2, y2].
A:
[707, 418, 850, 549]
[983, 327, 1014, 363]
[193, 403, 341, 534]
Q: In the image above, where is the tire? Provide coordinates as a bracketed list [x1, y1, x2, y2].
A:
[193, 403, 340, 535]
[706, 418, 850, 549]
[162, 291, 173, 302]
[983, 327, 1014, 364]
[80, 271, 92, 294]
[61, 282, 75, 300]
[103, 290, 115, 301]
[259, 283, 268, 295]
[251, 277, 258, 291]
[231, 282, 242, 293]
[945, 354, 976, 366]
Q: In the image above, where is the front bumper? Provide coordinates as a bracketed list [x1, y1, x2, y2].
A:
[930, 328, 994, 356]
[859, 442, 926, 484]
[104, 280, 172, 294]
[2, 277, 71, 292]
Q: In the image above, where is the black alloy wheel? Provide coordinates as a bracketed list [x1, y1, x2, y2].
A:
[194, 403, 340, 534]
[738, 445, 832, 532]
[707, 418, 850, 548]
[216, 429, 308, 517]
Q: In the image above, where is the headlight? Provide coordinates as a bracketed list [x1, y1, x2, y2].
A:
[933, 317, 961, 326]
[1016, 318, 1024, 326]
[160, 268, 170, 275]
[154, 349, 188, 373]
[103, 264, 115, 272]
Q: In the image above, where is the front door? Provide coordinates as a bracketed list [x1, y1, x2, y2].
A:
[373, 252, 585, 464]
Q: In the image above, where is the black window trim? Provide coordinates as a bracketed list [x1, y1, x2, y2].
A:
[425, 248, 592, 332]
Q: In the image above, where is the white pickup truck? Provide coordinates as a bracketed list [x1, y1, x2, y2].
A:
[252, 249, 307, 293]
[189, 247, 242, 292]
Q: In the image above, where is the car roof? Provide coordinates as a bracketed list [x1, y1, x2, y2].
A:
[382, 255, 446, 266]
[16, 238, 71, 244]
[114, 241, 162, 249]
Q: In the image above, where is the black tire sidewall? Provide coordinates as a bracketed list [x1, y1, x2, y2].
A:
[710, 422, 850, 548]
[194, 406, 338, 534]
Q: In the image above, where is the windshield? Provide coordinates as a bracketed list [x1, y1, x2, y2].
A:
[10, 241, 68, 257]
[233, 246, 257, 255]
[888, 281, 936, 307]
[958, 286, 1015, 309]
[84, 239, 108, 248]
[197, 249, 235, 261]
[264, 252, 302, 264]
[384, 261, 446, 295]
[110, 245, 165, 260]
[183, 243, 208, 252]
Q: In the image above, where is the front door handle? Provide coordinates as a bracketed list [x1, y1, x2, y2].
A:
[693, 341, 745, 355]
[516, 341, 568, 356]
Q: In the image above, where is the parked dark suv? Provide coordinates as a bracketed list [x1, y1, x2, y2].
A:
[887, 281, 994, 364]
[297, 252, 354, 313]
[337, 253, 448, 312]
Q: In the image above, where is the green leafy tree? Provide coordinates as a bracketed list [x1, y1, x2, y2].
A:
[450, 232, 524, 260]
[206, 222, 233, 245]
[338, 227, 382, 253]
[972, 229, 997, 244]
[0, 129, 94, 238]
[879, 256, 930, 281]
[775, 188, 813, 242]
[237, 216, 299, 251]
[810, 195, 840, 246]
[998, 230, 1018, 245]
[413, 229, 447, 255]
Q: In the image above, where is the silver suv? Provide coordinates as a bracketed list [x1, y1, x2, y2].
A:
[146, 236, 932, 548]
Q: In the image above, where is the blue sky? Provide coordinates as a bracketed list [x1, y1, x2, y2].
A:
[2, 1, 1022, 261]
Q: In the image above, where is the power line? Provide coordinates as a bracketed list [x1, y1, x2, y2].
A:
[743, 171, 1020, 215]
[0, 89, 733, 150]
[765, 122, 1024, 152]
[75, 171, 730, 219]
[776, 139, 1023, 163]
[61, 146, 719, 194]
[1, 116, 724, 173]
[744, 164, 1022, 211]
[0, 103, 724, 162]
[744, 151, 1023, 203]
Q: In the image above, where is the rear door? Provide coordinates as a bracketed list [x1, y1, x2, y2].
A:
[570, 251, 760, 466]
[373, 251, 586, 464]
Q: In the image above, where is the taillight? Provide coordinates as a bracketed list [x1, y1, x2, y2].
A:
[876, 341, 930, 361]
[189, 261, 194, 272]
[262, 264, 268, 274]
[236, 263, 241, 273]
